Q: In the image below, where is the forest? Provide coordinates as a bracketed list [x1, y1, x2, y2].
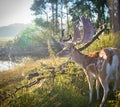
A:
[0, 0, 120, 107]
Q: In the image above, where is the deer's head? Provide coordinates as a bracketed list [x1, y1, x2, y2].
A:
[57, 16, 99, 58]
[57, 43, 75, 57]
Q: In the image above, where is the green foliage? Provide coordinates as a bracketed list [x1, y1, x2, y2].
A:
[81, 33, 116, 54]
[31, 0, 109, 30]
[112, 31, 120, 48]
[30, 0, 46, 15]
[12, 26, 52, 48]
[69, 0, 109, 27]
[35, 18, 54, 30]
[13, 26, 38, 47]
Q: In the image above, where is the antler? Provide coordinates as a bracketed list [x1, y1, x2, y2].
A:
[72, 22, 81, 42]
[72, 16, 95, 44]
[78, 24, 107, 51]
[81, 16, 95, 43]
[71, 16, 107, 51]
[60, 29, 72, 42]
[57, 16, 106, 51]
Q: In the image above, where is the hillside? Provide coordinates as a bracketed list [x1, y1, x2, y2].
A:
[0, 23, 28, 38]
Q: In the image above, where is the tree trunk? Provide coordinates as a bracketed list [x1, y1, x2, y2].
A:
[118, 0, 120, 30]
[52, 3, 55, 36]
[108, 0, 120, 32]
[60, 0, 63, 37]
[55, 0, 58, 34]
[66, 5, 69, 35]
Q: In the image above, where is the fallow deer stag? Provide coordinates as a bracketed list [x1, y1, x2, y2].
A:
[56, 16, 120, 107]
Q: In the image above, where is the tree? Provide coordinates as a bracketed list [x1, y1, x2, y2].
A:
[31, 0, 120, 34]
[69, 0, 108, 28]
[34, 18, 53, 30]
[107, 0, 120, 32]
[31, 0, 74, 35]
[31, 0, 60, 35]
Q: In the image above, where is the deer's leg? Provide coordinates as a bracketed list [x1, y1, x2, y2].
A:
[99, 78, 109, 107]
[112, 55, 119, 91]
[96, 79, 100, 100]
[113, 78, 117, 92]
[113, 69, 119, 91]
[87, 75, 94, 104]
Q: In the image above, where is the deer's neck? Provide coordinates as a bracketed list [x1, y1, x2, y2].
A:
[70, 48, 97, 70]
[70, 48, 88, 67]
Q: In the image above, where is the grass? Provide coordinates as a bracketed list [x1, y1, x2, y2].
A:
[0, 58, 94, 107]
[81, 33, 115, 54]
[0, 37, 14, 46]
[0, 32, 120, 107]
[0, 57, 120, 107]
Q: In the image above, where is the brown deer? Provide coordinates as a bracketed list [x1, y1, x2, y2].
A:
[56, 16, 120, 107]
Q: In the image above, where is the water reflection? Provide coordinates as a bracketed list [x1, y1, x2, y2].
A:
[0, 61, 16, 71]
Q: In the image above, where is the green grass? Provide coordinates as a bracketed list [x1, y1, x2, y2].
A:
[0, 33, 120, 107]
[0, 58, 120, 107]
[81, 33, 115, 54]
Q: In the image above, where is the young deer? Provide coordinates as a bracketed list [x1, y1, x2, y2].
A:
[56, 16, 120, 107]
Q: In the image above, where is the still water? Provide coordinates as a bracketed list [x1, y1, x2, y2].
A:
[0, 61, 16, 71]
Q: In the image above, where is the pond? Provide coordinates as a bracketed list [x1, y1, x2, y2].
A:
[0, 61, 16, 72]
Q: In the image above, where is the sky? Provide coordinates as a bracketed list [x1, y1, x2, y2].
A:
[0, 0, 35, 27]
